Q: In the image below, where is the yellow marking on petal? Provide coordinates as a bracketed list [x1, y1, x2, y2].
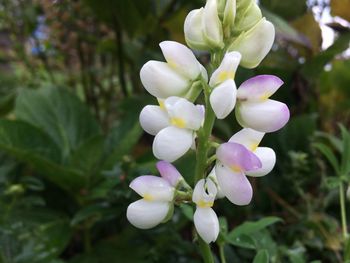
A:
[230, 165, 242, 173]
[259, 92, 270, 101]
[170, 117, 186, 128]
[197, 200, 214, 208]
[167, 58, 178, 70]
[158, 99, 165, 110]
[218, 71, 235, 82]
[250, 142, 259, 152]
[143, 194, 154, 201]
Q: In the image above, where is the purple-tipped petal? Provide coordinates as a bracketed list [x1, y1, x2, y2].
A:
[129, 175, 173, 201]
[246, 147, 276, 177]
[236, 99, 290, 133]
[156, 161, 182, 187]
[237, 75, 283, 102]
[215, 163, 253, 205]
[216, 142, 262, 172]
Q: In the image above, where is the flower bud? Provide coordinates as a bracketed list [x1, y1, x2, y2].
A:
[203, 0, 224, 49]
[222, 0, 236, 38]
[184, 8, 207, 50]
[228, 18, 275, 68]
[233, 2, 262, 33]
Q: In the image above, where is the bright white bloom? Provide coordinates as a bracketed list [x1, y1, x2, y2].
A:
[215, 142, 262, 205]
[209, 51, 241, 119]
[228, 18, 275, 68]
[235, 75, 290, 132]
[229, 128, 276, 177]
[140, 41, 207, 99]
[127, 161, 185, 229]
[184, 0, 223, 50]
[139, 97, 204, 162]
[193, 179, 219, 244]
[127, 176, 174, 229]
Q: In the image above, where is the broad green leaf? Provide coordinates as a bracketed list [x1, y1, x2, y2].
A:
[71, 204, 116, 226]
[313, 143, 340, 174]
[228, 217, 282, 239]
[253, 249, 269, 263]
[15, 87, 101, 161]
[227, 233, 256, 249]
[0, 120, 84, 191]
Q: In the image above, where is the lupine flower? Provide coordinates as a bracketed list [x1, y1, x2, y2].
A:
[139, 96, 204, 162]
[140, 41, 207, 99]
[229, 128, 276, 177]
[235, 75, 290, 132]
[209, 51, 241, 119]
[233, 1, 262, 33]
[127, 161, 184, 229]
[215, 142, 261, 205]
[192, 178, 219, 244]
[228, 18, 275, 68]
[184, 0, 223, 50]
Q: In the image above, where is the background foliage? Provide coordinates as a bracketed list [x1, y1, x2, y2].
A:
[0, 0, 349, 262]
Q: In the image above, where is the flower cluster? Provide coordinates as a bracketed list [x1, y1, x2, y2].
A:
[127, 0, 290, 245]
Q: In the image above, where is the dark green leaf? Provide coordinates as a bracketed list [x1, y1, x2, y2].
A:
[339, 124, 350, 176]
[313, 143, 340, 174]
[253, 249, 269, 263]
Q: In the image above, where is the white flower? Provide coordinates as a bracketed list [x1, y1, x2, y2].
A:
[139, 97, 204, 162]
[235, 75, 290, 132]
[127, 176, 174, 229]
[229, 128, 276, 177]
[140, 41, 207, 99]
[228, 18, 275, 68]
[184, 0, 223, 50]
[209, 51, 241, 119]
[192, 179, 219, 244]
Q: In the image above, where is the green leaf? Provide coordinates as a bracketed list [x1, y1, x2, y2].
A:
[228, 217, 282, 239]
[315, 131, 343, 153]
[339, 124, 350, 176]
[253, 249, 269, 263]
[15, 87, 101, 161]
[0, 120, 84, 191]
[227, 233, 256, 249]
[71, 204, 116, 226]
[313, 143, 340, 174]
[180, 204, 194, 220]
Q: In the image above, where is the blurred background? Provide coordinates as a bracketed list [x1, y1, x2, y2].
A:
[0, 0, 349, 262]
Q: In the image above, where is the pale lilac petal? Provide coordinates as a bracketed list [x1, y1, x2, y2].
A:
[140, 61, 190, 98]
[194, 207, 219, 243]
[237, 75, 283, 102]
[229, 128, 265, 151]
[156, 161, 182, 187]
[216, 142, 262, 172]
[236, 99, 290, 133]
[139, 105, 169, 135]
[159, 41, 201, 80]
[153, 127, 193, 162]
[246, 147, 276, 177]
[127, 199, 170, 229]
[209, 79, 237, 119]
[129, 175, 173, 201]
[192, 179, 217, 205]
[215, 163, 253, 205]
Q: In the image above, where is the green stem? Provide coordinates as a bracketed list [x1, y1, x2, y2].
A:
[198, 236, 215, 263]
[340, 181, 348, 240]
[219, 244, 227, 263]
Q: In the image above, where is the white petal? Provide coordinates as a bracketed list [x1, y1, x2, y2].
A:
[129, 175, 174, 201]
[210, 79, 237, 119]
[192, 178, 217, 205]
[184, 8, 208, 50]
[153, 127, 193, 162]
[159, 41, 201, 80]
[209, 51, 241, 87]
[203, 0, 223, 48]
[140, 61, 190, 98]
[246, 147, 276, 177]
[139, 105, 169, 135]
[165, 97, 204, 130]
[127, 200, 170, 229]
[234, 2, 262, 32]
[208, 169, 225, 199]
[228, 18, 275, 69]
[200, 64, 208, 82]
[215, 163, 253, 205]
[237, 75, 284, 102]
[229, 128, 265, 151]
[236, 99, 290, 133]
[194, 207, 219, 243]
